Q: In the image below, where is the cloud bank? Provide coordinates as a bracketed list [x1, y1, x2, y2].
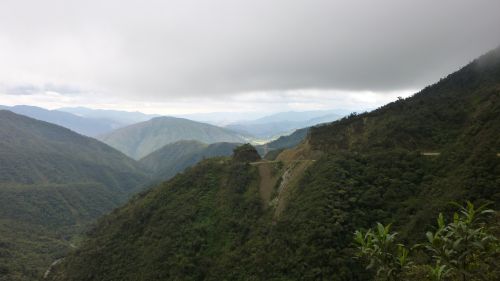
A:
[0, 0, 499, 112]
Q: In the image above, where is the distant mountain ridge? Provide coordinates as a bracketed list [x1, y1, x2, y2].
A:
[225, 110, 342, 138]
[59, 106, 159, 126]
[98, 116, 247, 159]
[252, 110, 344, 123]
[0, 105, 119, 136]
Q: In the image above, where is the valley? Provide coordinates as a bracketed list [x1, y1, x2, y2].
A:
[0, 6, 499, 280]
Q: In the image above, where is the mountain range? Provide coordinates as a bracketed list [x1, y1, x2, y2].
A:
[0, 104, 344, 144]
[58, 107, 159, 126]
[46, 42, 500, 281]
[225, 110, 342, 138]
[98, 116, 248, 159]
[0, 105, 121, 136]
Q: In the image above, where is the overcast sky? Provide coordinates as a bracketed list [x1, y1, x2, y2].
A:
[0, 0, 499, 114]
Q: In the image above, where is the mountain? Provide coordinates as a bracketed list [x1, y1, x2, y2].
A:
[225, 110, 342, 139]
[174, 112, 269, 126]
[0, 110, 149, 280]
[0, 105, 119, 136]
[0, 110, 147, 186]
[140, 140, 241, 182]
[47, 48, 500, 280]
[256, 127, 309, 157]
[252, 110, 344, 123]
[98, 116, 247, 159]
[58, 107, 159, 126]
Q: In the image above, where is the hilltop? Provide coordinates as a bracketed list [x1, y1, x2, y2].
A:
[98, 116, 247, 159]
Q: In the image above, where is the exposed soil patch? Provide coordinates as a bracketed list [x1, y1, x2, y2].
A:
[256, 163, 278, 207]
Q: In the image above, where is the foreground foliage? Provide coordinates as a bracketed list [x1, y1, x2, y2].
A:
[355, 202, 499, 280]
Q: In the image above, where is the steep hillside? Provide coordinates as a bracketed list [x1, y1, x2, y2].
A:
[0, 110, 146, 187]
[47, 48, 499, 280]
[140, 140, 240, 182]
[0, 110, 149, 280]
[99, 116, 247, 159]
[48, 152, 266, 281]
[0, 105, 119, 136]
[310, 47, 500, 153]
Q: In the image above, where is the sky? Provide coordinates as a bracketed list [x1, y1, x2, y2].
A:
[0, 0, 499, 115]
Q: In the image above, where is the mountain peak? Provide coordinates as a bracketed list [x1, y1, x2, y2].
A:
[99, 115, 246, 159]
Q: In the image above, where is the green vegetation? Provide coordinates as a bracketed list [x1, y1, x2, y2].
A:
[354, 202, 499, 280]
[0, 111, 149, 280]
[140, 140, 240, 182]
[0, 110, 147, 187]
[256, 127, 309, 156]
[98, 116, 246, 159]
[49, 158, 263, 280]
[232, 143, 261, 162]
[309, 47, 500, 154]
[41, 47, 500, 280]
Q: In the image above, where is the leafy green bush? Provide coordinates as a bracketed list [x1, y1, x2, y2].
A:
[354, 202, 499, 281]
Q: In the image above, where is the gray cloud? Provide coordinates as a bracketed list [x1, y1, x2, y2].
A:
[3, 84, 40, 96]
[2, 83, 83, 96]
[0, 0, 499, 100]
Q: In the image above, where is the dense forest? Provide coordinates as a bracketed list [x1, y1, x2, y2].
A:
[47, 48, 499, 280]
[0, 111, 149, 281]
[139, 140, 240, 182]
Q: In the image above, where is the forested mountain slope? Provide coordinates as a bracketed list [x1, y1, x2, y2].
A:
[98, 116, 247, 159]
[310, 47, 500, 153]
[0, 110, 146, 187]
[0, 111, 148, 280]
[47, 48, 499, 280]
[139, 140, 240, 182]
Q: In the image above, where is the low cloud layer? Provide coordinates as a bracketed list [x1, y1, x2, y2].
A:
[0, 0, 499, 110]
